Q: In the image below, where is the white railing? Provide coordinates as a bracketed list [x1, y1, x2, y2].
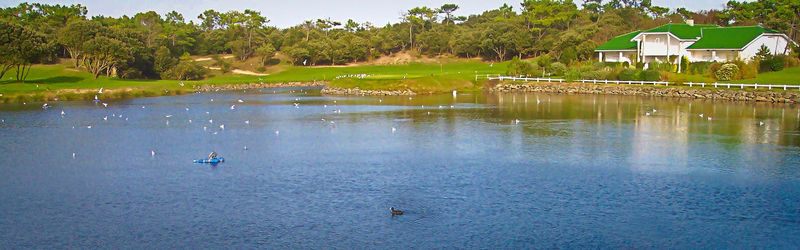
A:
[482, 75, 800, 91]
[685, 82, 800, 90]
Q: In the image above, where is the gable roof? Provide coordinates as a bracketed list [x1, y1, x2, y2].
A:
[687, 26, 784, 49]
[595, 30, 641, 51]
[642, 23, 719, 39]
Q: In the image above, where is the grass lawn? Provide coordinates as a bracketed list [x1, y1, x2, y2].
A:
[733, 66, 800, 85]
[0, 59, 507, 102]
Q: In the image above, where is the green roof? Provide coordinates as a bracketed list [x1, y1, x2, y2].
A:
[687, 26, 783, 49]
[595, 31, 641, 51]
[643, 23, 719, 39]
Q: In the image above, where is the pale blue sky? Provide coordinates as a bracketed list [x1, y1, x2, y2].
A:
[2, 0, 735, 28]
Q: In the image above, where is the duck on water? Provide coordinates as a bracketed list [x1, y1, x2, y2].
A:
[390, 207, 403, 215]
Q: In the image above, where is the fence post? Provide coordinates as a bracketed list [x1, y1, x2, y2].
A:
[754, 83, 757, 89]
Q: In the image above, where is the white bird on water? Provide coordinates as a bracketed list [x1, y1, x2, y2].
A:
[219, 124, 224, 130]
[245, 120, 249, 124]
[151, 150, 155, 157]
[515, 119, 520, 124]
[209, 119, 213, 124]
[238, 99, 244, 103]
[275, 130, 280, 135]
[72, 153, 76, 159]
[103, 116, 108, 121]
[98, 88, 103, 94]
[60, 110, 65, 116]
[699, 114, 704, 118]
[392, 127, 397, 133]
[230, 105, 236, 110]
[86, 125, 92, 128]
[203, 126, 207, 131]
[210, 98, 214, 102]
[188, 119, 192, 123]
[708, 117, 712, 121]
[142, 105, 145, 109]
[645, 112, 651, 116]
[165, 115, 172, 118]
[759, 121, 765, 126]
[102, 103, 108, 108]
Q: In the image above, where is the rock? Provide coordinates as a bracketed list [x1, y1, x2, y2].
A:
[489, 81, 799, 104]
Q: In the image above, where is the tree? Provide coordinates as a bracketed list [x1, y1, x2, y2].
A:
[153, 46, 177, 77]
[82, 36, 130, 78]
[0, 21, 48, 81]
[438, 4, 459, 24]
[226, 39, 252, 61]
[254, 43, 276, 65]
[57, 19, 101, 68]
[132, 11, 162, 48]
[344, 19, 359, 32]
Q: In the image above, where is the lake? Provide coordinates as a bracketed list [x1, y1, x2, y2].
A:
[1, 87, 799, 248]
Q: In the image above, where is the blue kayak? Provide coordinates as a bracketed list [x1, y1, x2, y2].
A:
[194, 157, 224, 164]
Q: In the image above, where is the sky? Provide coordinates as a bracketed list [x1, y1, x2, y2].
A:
[2, 0, 735, 28]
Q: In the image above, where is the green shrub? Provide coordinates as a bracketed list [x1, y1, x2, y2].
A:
[255, 66, 267, 72]
[689, 62, 711, 75]
[597, 62, 613, 69]
[582, 70, 607, 80]
[714, 63, 739, 81]
[622, 61, 630, 68]
[770, 55, 787, 71]
[648, 61, 660, 70]
[680, 56, 690, 73]
[166, 60, 208, 80]
[565, 69, 581, 81]
[549, 62, 567, 76]
[709, 62, 722, 79]
[536, 55, 552, 69]
[635, 62, 645, 69]
[739, 61, 758, 80]
[506, 56, 535, 76]
[619, 69, 639, 81]
[758, 55, 786, 73]
[641, 69, 660, 81]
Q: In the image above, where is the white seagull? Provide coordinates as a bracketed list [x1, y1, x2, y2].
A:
[98, 88, 103, 94]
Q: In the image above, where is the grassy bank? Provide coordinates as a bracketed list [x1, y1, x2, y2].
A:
[0, 59, 507, 103]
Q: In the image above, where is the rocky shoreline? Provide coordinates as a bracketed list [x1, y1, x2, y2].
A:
[490, 81, 800, 104]
[320, 87, 417, 96]
[193, 81, 327, 92]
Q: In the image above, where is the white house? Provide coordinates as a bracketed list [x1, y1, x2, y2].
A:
[596, 21, 795, 67]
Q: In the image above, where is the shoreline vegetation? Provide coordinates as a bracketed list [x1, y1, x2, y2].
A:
[0, 58, 799, 103]
[2, 1, 800, 104]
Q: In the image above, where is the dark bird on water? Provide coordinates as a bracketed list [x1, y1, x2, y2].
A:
[390, 207, 403, 215]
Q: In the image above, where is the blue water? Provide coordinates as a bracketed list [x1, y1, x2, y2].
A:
[1, 88, 799, 248]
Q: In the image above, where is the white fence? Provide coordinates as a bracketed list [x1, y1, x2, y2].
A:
[480, 75, 800, 91]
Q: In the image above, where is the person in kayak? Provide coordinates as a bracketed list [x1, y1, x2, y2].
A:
[208, 152, 218, 160]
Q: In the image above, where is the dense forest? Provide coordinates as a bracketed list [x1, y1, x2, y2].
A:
[1, 0, 798, 81]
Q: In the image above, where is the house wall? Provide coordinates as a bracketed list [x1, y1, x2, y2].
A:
[688, 50, 739, 62]
[641, 34, 681, 56]
[741, 35, 791, 61]
[600, 51, 635, 63]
